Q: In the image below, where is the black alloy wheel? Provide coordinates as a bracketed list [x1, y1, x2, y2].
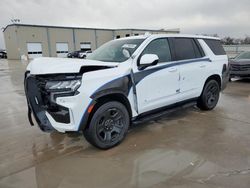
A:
[83, 101, 129, 149]
[197, 80, 220, 110]
[96, 107, 125, 143]
[206, 83, 219, 108]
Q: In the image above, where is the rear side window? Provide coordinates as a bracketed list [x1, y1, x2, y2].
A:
[141, 38, 171, 63]
[204, 39, 226, 55]
[173, 38, 203, 61]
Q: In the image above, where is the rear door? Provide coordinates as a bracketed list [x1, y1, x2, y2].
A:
[171, 38, 208, 101]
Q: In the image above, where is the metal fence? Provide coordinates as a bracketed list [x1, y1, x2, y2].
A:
[223, 45, 250, 58]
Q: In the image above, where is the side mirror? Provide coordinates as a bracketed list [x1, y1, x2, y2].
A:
[139, 54, 159, 70]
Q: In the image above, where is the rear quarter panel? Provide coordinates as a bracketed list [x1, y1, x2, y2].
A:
[198, 39, 228, 92]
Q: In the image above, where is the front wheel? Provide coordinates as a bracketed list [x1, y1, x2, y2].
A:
[83, 101, 130, 149]
[197, 80, 220, 111]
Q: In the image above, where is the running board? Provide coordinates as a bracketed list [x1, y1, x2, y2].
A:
[132, 100, 197, 125]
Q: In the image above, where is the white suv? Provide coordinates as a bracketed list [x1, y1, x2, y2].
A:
[25, 34, 229, 149]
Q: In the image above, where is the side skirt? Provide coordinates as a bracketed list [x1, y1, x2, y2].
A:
[132, 98, 198, 125]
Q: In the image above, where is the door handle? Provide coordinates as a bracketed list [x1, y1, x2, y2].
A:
[169, 67, 177, 72]
[200, 64, 206, 68]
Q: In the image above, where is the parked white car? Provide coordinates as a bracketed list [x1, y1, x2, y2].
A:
[25, 34, 229, 149]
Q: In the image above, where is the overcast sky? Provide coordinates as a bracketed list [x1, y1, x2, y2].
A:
[1, 0, 250, 49]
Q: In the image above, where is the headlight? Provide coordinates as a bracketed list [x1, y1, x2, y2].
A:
[45, 79, 81, 92]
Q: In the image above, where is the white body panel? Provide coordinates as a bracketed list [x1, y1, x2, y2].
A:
[178, 58, 210, 101]
[25, 34, 228, 132]
[27, 57, 118, 75]
[133, 63, 180, 114]
[53, 64, 131, 132]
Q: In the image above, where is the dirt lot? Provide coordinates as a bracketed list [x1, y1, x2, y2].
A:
[0, 59, 250, 188]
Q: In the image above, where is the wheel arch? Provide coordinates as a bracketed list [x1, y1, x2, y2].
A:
[204, 74, 222, 90]
[95, 93, 132, 118]
[79, 92, 132, 131]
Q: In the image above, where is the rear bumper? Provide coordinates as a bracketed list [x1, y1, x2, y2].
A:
[221, 64, 230, 91]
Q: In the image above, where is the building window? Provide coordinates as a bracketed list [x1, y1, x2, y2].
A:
[125, 34, 130, 37]
[80, 42, 91, 52]
[116, 35, 120, 39]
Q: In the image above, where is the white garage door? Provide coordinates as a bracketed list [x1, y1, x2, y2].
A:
[27, 43, 43, 59]
[80, 42, 91, 52]
[56, 43, 69, 58]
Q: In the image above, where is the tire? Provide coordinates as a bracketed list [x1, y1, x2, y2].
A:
[83, 101, 130, 149]
[197, 80, 220, 111]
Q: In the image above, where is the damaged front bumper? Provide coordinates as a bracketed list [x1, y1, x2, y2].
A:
[25, 75, 57, 132]
[24, 72, 89, 132]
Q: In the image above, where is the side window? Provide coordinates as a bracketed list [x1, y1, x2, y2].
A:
[204, 39, 226, 55]
[141, 38, 172, 63]
[193, 40, 204, 58]
[173, 38, 203, 61]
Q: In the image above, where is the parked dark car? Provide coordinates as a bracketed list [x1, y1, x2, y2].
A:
[229, 51, 250, 80]
[0, 51, 7, 59]
[67, 50, 92, 59]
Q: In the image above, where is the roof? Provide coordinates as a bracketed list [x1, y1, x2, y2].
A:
[2, 23, 180, 33]
[118, 33, 221, 40]
[149, 34, 220, 40]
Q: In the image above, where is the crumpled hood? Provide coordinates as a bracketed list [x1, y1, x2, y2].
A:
[27, 57, 119, 75]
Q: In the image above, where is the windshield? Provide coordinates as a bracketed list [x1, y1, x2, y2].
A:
[235, 52, 250, 60]
[87, 39, 144, 62]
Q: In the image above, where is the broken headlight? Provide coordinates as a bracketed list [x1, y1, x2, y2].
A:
[45, 79, 81, 92]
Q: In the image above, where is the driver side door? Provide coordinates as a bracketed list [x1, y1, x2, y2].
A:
[133, 38, 180, 114]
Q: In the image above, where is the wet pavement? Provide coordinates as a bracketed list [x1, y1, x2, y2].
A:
[0, 59, 250, 188]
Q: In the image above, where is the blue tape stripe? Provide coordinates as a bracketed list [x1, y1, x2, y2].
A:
[134, 58, 211, 84]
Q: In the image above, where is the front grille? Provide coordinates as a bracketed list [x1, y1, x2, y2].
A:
[230, 64, 250, 71]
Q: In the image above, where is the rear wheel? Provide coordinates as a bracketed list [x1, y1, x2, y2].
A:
[197, 80, 220, 111]
[83, 101, 130, 149]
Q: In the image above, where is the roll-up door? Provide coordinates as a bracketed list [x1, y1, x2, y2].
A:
[56, 43, 69, 58]
[80, 42, 91, 52]
[27, 43, 43, 59]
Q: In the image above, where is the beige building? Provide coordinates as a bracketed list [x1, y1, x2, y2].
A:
[3, 24, 180, 59]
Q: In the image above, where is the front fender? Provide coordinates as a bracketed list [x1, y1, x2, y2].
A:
[90, 75, 132, 100]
